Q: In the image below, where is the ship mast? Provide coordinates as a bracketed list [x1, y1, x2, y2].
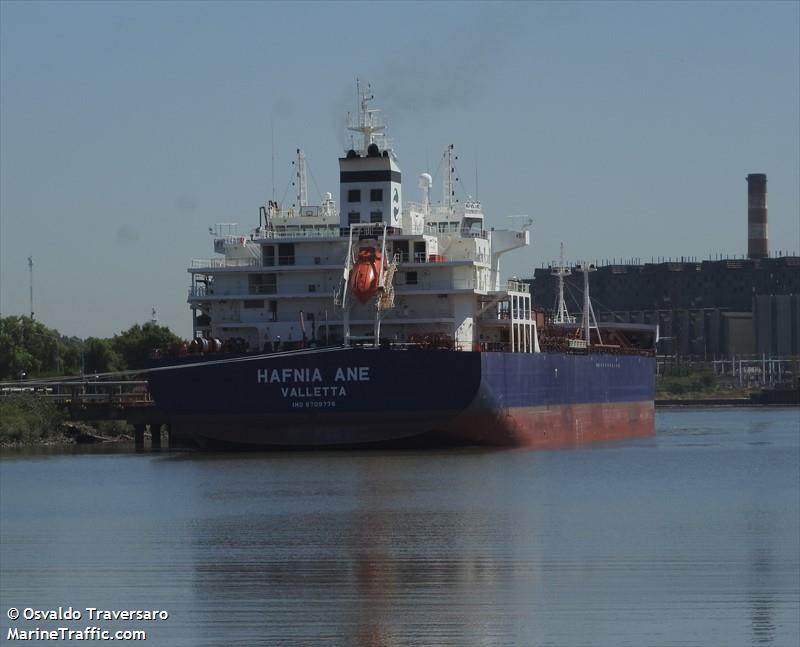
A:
[577, 262, 602, 345]
[551, 243, 574, 324]
[347, 80, 386, 154]
[443, 144, 455, 211]
[295, 148, 308, 208]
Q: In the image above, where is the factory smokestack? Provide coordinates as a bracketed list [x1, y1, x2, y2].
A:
[746, 173, 768, 259]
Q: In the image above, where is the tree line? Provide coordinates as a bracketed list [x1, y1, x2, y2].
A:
[0, 316, 183, 380]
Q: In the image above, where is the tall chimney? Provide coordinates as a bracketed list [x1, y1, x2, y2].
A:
[746, 173, 768, 259]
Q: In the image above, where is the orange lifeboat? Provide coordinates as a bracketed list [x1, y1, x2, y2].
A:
[351, 246, 382, 304]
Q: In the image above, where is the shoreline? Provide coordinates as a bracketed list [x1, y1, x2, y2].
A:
[0, 422, 136, 451]
[3, 404, 797, 450]
[656, 399, 798, 408]
[656, 386, 799, 407]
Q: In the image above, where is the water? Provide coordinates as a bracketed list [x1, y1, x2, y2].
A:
[1, 408, 798, 647]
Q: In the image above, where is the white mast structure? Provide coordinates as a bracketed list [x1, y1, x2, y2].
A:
[577, 262, 602, 345]
[551, 243, 575, 324]
[347, 80, 385, 153]
[295, 148, 308, 208]
[443, 144, 455, 211]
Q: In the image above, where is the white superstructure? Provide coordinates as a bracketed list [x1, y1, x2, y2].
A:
[188, 85, 539, 354]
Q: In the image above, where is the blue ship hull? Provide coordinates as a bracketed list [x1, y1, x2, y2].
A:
[146, 348, 655, 448]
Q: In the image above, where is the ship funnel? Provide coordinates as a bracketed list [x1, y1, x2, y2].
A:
[419, 173, 433, 207]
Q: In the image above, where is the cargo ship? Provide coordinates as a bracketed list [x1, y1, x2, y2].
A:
[147, 84, 657, 449]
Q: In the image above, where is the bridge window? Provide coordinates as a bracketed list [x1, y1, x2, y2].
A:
[248, 274, 277, 295]
[370, 188, 383, 202]
[394, 240, 409, 262]
[370, 211, 383, 223]
[348, 189, 361, 203]
[278, 243, 295, 266]
[413, 241, 426, 263]
[348, 212, 360, 225]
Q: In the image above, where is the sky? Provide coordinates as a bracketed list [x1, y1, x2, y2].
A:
[1, 0, 798, 339]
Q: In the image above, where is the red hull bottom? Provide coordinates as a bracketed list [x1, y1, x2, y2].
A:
[442, 400, 655, 449]
[166, 401, 654, 450]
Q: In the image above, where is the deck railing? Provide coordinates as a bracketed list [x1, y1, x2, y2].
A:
[0, 380, 152, 405]
[506, 279, 530, 293]
[191, 258, 260, 269]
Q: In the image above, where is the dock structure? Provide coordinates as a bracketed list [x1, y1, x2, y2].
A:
[0, 378, 186, 449]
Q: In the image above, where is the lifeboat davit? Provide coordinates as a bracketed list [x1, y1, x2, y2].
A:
[351, 247, 382, 304]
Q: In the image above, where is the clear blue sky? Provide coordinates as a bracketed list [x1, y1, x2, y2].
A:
[1, 0, 798, 339]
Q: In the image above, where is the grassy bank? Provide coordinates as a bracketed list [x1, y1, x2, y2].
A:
[0, 395, 65, 445]
[0, 395, 132, 448]
[656, 366, 751, 400]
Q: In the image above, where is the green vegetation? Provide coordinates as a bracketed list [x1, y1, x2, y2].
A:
[0, 317, 81, 380]
[0, 394, 65, 445]
[0, 316, 182, 447]
[0, 316, 183, 380]
[0, 395, 134, 447]
[656, 366, 719, 398]
[110, 323, 182, 371]
[82, 337, 124, 374]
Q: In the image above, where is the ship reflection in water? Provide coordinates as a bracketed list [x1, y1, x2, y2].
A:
[749, 549, 777, 645]
[187, 451, 525, 646]
[0, 409, 798, 646]
[180, 409, 798, 646]
[190, 509, 522, 646]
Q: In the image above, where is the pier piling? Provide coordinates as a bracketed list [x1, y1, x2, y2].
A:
[134, 424, 145, 449]
[151, 424, 162, 449]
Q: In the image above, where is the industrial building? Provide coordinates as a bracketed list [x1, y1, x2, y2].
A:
[527, 174, 800, 358]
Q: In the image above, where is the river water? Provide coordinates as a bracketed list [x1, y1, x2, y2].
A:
[1, 408, 798, 646]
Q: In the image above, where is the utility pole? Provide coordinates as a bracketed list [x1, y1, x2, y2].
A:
[28, 256, 34, 320]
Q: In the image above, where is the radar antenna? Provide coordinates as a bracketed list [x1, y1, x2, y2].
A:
[346, 80, 387, 155]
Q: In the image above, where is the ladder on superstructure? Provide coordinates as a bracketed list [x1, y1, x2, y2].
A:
[377, 254, 399, 311]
